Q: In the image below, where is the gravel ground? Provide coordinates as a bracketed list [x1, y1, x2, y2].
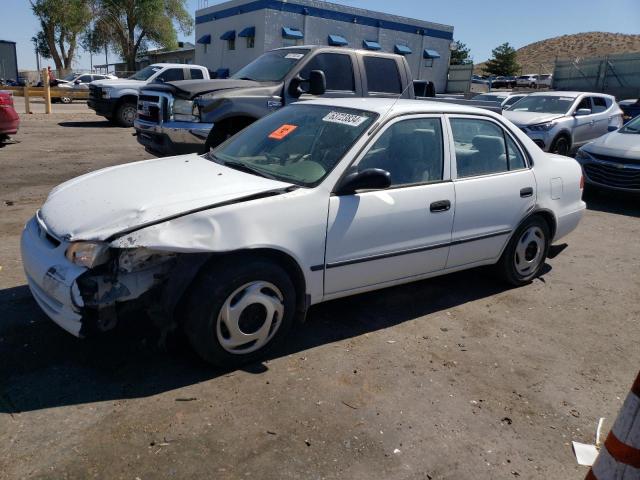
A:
[0, 105, 638, 480]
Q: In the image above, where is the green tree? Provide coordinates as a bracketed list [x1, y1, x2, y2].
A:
[449, 40, 471, 65]
[31, 31, 51, 60]
[30, 0, 92, 71]
[483, 42, 520, 76]
[94, 0, 193, 72]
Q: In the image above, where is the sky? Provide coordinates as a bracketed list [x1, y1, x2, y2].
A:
[2, 0, 639, 71]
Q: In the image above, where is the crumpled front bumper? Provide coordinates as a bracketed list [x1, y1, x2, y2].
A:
[20, 216, 87, 336]
[134, 118, 213, 156]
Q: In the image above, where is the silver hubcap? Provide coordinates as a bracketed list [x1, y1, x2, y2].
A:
[122, 106, 136, 124]
[514, 226, 545, 277]
[216, 281, 284, 354]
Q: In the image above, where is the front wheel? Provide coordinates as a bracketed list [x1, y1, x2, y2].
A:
[497, 216, 550, 286]
[183, 257, 297, 368]
[115, 102, 136, 127]
[551, 135, 570, 156]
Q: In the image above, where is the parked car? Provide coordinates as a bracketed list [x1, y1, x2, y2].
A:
[536, 74, 553, 88]
[504, 92, 624, 155]
[0, 90, 19, 141]
[21, 98, 586, 367]
[516, 74, 538, 88]
[490, 76, 517, 89]
[54, 73, 117, 104]
[619, 98, 640, 123]
[134, 46, 415, 156]
[472, 92, 529, 109]
[576, 114, 640, 192]
[88, 64, 210, 127]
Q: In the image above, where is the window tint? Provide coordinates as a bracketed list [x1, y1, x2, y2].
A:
[190, 68, 204, 79]
[364, 57, 402, 94]
[358, 118, 443, 186]
[77, 75, 92, 83]
[591, 96, 607, 113]
[300, 53, 355, 91]
[503, 96, 522, 106]
[575, 97, 592, 112]
[505, 135, 526, 170]
[161, 68, 184, 82]
[450, 118, 509, 178]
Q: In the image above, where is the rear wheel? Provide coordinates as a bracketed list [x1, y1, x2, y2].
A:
[183, 257, 296, 368]
[115, 102, 136, 127]
[60, 96, 72, 104]
[497, 216, 550, 286]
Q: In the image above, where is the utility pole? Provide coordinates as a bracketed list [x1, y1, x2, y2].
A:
[104, 45, 108, 73]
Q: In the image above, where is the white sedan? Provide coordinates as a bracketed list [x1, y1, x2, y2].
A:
[21, 98, 586, 367]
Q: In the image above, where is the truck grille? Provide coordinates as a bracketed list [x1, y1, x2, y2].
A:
[89, 84, 102, 101]
[584, 162, 640, 190]
[137, 93, 168, 124]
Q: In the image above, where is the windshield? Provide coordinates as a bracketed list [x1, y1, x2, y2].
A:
[128, 65, 162, 81]
[209, 104, 377, 186]
[473, 94, 506, 102]
[509, 95, 576, 114]
[621, 116, 640, 134]
[231, 49, 309, 82]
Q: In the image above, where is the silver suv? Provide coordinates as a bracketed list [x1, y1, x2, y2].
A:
[503, 92, 624, 155]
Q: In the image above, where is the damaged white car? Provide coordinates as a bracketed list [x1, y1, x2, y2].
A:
[21, 98, 586, 367]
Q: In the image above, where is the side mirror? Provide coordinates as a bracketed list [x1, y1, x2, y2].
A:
[336, 168, 391, 195]
[575, 108, 591, 116]
[288, 70, 326, 98]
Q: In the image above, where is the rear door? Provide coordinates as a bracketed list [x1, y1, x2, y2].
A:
[572, 96, 595, 146]
[323, 115, 455, 295]
[359, 56, 409, 98]
[445, 115, 536, 268]
[590, 96, 611, 137]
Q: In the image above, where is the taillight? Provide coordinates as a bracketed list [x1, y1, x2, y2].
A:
[580, 174, 585, 190]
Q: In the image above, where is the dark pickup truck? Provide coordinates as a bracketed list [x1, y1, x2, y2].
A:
[133, 46, 419, 156]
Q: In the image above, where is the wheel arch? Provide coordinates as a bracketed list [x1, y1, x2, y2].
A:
[552, 130, 573, 150]
[498, 208, 557, 261]
[116, 94, 138, 109]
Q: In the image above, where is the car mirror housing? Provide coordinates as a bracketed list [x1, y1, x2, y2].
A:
[288, 70, 326, 98]
[575, 108, 591, 116]
[336, 168, 391, 195]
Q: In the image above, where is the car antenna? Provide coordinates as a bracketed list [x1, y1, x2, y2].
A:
[367, 81, 414, 136]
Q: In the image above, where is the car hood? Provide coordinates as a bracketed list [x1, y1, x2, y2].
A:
[91, 79, 145, 90]
[143, 79, 263, 99]
[40, 154, 293, 242]
[503, 111, 565, 127]
[583, 130, 640, 159]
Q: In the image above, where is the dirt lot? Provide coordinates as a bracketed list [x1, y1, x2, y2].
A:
[1, 103, 638, 480]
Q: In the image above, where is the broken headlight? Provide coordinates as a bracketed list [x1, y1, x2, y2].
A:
[118, 248, 176, 273]
[172, 99, 200, 122]
[66, 242, 111, 268]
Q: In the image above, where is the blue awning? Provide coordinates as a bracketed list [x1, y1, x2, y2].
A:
[238, 26, 255, 37]
[196, 34, 211, 45]
[282, 27, 304, 39]
[362, 40, 381, 51]
[328, 34, 348, 46]
[215, 68, 230, 78]
[394, 44, 412, 55]
[423, 49, 441, 59]
[220, 30, 235, 40]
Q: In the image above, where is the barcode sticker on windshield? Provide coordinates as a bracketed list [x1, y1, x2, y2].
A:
[285, 53, 305, 60]
[322, 111, 367, 127]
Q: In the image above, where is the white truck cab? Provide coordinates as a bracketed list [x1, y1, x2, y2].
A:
[88, 64, 210, 127]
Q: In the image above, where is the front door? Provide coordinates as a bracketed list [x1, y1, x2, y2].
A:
[324, 116, 455, 295]
[445, 115, 537, 268]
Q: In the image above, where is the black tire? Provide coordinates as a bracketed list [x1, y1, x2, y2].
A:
[115, 102, 136, 127]
[183, 257, 297, 368]
[497, 216, 550, 286]
[550, 135, 571, 156]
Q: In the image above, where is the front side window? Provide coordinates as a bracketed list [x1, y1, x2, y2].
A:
[129, 65, 162, 81]
[364, 57, 402, 94]
[231, 49, 309, 82]
[450, 118, 515, 178]
[591, 96, 608, 113]
[575, 97, 592, 113]
[77, 75, 92, 83]
[159, 68, 184, 82]
[211, 105, 377, 186]
[357, 117, 444, 186]
[300, 53, 355, 92]
[190, 68, 204, 80]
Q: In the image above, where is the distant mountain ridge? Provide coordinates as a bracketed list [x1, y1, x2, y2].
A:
[475, 32, 640, 75]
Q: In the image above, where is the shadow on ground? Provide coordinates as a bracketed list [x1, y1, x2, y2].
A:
[584, 186, 640, 217]
[0, 266, 520, 415]
[57, 120, 116, 128]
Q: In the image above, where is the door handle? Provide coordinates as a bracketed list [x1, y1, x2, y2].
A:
[430, 200, 451, 212]
[520, 187, 534, 198]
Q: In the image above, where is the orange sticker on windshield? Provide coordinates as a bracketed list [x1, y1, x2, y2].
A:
[269, 124, 297, 140]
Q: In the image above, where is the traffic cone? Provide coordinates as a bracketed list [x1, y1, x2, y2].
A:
[587, 371, 640, 479]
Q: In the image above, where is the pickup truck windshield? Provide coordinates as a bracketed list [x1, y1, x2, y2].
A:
[509, 95, 575, 114]
[210, 104, 377, 186]
[231, 49, 310, 82]
[128, 66, 162, 81]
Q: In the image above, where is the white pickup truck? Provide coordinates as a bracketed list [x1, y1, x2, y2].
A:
[88, 63, 210, 127]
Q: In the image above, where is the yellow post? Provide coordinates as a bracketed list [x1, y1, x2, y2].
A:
[23, 85, 31, 114]
[42, 68, 52, 114]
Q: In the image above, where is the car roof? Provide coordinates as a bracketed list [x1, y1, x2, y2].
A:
[526, 91, 613, 99]
[298, 97, 503, 118]
[274, 45, 403, 58]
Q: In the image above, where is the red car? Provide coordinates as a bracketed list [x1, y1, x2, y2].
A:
[0, 90, 19, 140]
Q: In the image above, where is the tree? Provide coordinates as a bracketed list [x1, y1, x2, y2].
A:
[31, 31, 51, 60]
[94, 0, 193, 72]
[30, 0, 92, 71]
[449, 40, 471, 65]
[483, 42, 520, 76]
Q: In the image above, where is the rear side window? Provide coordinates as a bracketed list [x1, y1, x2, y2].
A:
[300, 53, 355, 92]
[591, 96, 608, 113]
[364, 57, 402, 94]
[450, 118, 526, 178]
[160, 68, 185, 82]
[190, 68, 204, 80]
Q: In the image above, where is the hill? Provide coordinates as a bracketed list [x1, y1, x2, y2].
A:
[474, 32, 640, 75]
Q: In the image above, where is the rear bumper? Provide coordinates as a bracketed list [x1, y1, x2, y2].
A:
[88, 98, 117, 117]
[0, 109, 19, 135]
[134, 118, 212, 156]
[554, 201, 586, 242]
